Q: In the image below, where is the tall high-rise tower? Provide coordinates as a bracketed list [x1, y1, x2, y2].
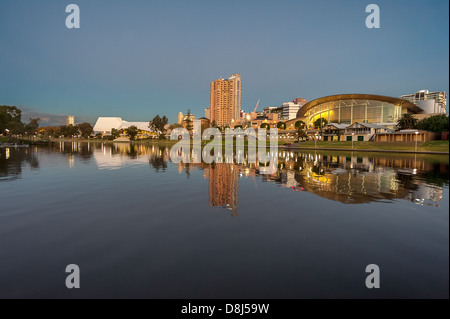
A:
[210, 74, 241, 126]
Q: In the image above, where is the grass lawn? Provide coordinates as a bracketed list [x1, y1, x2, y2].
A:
[281, 140, 449, 152]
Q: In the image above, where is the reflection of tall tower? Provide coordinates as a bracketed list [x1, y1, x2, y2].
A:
[208, 164, 239, 216]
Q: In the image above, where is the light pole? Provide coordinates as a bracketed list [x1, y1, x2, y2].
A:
[351, 132, 355, 149]
[415, 131, 419, 152]
[314, 133, 318, 148]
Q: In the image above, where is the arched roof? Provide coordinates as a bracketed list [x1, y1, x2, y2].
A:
[296, 94, 420, 118]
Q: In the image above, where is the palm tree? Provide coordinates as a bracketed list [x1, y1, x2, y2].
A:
[313, 118, 328, 129]
[397, 113, 418, 130]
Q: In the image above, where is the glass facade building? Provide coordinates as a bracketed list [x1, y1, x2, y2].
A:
[296, 94, 420, 127]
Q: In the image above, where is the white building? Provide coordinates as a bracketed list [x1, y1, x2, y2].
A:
[93, 117, 153, 135]
[401, 90, 447, 114]
[281, 102, 301, 121]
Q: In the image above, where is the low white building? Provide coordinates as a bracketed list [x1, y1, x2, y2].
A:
[93, 117, 153, 135]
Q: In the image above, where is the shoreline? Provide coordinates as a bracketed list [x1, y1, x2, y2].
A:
[2, 139, 448, 155]
[278, 145, 449, 155]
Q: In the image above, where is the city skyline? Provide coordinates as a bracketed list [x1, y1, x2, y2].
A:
[0, 0, 449, 125]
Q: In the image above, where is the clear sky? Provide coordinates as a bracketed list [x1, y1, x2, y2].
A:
[0, 0, 448, 125]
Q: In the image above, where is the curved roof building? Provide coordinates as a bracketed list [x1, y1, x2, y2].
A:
[294, 94, 420, 127]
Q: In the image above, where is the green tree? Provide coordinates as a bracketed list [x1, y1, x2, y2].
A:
[313, 118, 328, 129]
[184, 109, 193, 132]
[149, 114, 169, 137]
[169, 123, 183, 130]
[77, 122, 93, 138]
[297, 128, 308, 141]
[0, 105, 23, 134]
[295, 120, 306, 129]
[211, 120, 217, 128]
[397, 113, 418, 130]
[126, 125, 139, 141]
[24, 118, 40, 136]
[260, 123, 270, 130]
[95, 132, 103, 139]
[277, 122, 286, 130]
[109, 128, 120, 139]
[61, 124, 78, 137]
[416, 114, 449, 133]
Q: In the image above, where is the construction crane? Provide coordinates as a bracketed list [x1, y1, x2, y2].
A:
[253, 98, 261, 113]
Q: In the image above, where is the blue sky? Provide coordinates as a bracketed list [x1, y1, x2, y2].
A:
[0, 0, 448, 125]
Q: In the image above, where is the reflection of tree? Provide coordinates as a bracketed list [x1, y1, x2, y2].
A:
[126, 145, 138, 159]
[420, 164, 449, 187]
[184, 163, 191, 178]
[396, 173, 420, 192]
[149, 153, 167, 172]
[78, 144, 93, 161]
[0, 147, 39, 182]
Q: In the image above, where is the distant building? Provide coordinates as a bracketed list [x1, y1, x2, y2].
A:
[210, 74, 241, 126]
[375, 129, 437, 142]
[205, 108, 211, 120]
[293, 98, 308, 106]
[198, 117, 210, 128]
[66, 115, 75, 126]
[177, 112, 184, 124]
[181, 112, 196, 129]
[93, 117, 155, 138]
[401, 90, 447, 114]
[265, 99, 307, 122]
[249, 112, 279, 129]
[281, 102, 301, 121]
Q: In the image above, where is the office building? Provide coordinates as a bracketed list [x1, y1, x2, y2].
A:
[401, 90, 447, 114]
[210, 74, 242, 126]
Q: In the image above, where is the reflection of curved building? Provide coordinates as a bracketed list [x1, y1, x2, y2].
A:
[293, 94, 420, 127]
[273, 152, 447, 205]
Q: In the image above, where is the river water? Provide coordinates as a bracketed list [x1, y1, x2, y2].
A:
[0, 142, 448, 298]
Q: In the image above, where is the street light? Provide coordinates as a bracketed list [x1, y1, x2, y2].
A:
[351, 132, 355, 149]
[314, 133, 318, 148]
[415, 131, 419, 152]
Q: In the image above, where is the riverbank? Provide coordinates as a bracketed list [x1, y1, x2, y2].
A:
[279, 140, 449, 154]
[3, 137, 448, 154]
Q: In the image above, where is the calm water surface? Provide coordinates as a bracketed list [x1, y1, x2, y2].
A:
[0, 142, 448, 298]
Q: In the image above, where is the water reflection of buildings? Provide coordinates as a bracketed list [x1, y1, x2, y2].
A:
[271, 152, 448, 206]
[7, 143, 444, 210]
[205, 164, 239, 216]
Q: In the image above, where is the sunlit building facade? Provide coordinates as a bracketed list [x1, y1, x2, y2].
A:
[293, 94, 420, 128]
[209, 74, 242, 126]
